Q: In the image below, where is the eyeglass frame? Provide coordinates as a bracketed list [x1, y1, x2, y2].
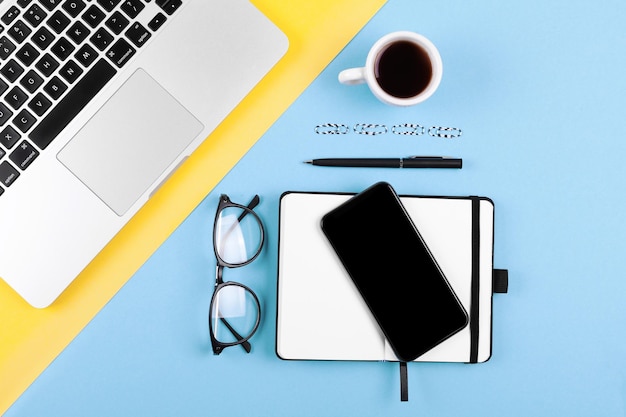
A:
[208, 194, 264, 355]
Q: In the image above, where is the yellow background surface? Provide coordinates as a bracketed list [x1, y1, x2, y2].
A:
[0, 0, 386, 413]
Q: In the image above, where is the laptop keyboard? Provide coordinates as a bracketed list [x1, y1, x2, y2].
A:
[0, 0, 182, 198]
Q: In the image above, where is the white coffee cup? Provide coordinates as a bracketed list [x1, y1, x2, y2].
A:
[338, 31, 443, 106]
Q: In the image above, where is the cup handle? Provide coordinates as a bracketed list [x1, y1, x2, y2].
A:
[338, 67, 367, 85]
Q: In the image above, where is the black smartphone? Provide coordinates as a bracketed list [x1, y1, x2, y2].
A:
[321, 182, 468, 362]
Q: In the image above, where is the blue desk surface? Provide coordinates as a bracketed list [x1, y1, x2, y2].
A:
[7, 0, 626, 415]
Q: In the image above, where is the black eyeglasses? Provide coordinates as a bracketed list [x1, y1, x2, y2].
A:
[209, 194, 264, 355]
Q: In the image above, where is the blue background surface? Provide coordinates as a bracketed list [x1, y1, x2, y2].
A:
[7, 0, 626, 415]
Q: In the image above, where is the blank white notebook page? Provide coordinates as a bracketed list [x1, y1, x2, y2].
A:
[276, 192, 493, 362]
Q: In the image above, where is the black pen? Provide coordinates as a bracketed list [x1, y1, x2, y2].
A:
[304, 156, 462, 169]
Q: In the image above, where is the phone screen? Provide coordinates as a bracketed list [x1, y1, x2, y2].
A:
[321, 182, 468, 362]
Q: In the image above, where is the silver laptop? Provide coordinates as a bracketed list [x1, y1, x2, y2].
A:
[0, 0, 288, 307]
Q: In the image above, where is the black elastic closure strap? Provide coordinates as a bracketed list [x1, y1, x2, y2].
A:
[493, 269, 509, 293]
[469, 197, 480, 363]
[399, 362, 408, 402]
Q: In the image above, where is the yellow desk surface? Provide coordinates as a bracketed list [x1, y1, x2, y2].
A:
[0, 0, 386, 413]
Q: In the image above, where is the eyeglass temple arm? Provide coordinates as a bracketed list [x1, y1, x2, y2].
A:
[237, 195, 260, 222]
[217, 195, 260, 252]
[219, 317, 252, 353]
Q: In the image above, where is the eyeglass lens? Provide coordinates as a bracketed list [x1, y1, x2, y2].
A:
[215, 206, 263, 265]
[211, 284, 259, 344]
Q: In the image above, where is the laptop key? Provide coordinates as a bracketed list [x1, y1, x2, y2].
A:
[62, 0, 87, 18]
[31, 26, 56, 50]
[28, 92, 52, 116]
[24, 4, 48, 27]
[21, 70, 45, 93]
[9, 140, 39, 170]
[147, 12, 166, 31]
[67, 20, 90, 44]
[47, 10, 71, 33]
[35, 53, 60, 76]
[0, 160, 19, 187]
[156, 0, 182, 16]
[0, 103, 14, 127]
[1, 59, 25, 83]
[29, 59, 116, 149]
[0, 125, 20, 148]
[39, 0, 63, 12]
[82, 5, 106, 28]
[0, 36, 16, 59]
[120, 0, 145, 19]
[74, 43, 97, 67]
[106, 38, 135, 68]
[50, 36, 74, 60]
[125, 22, 150, 47]
[13, 109, 37, 133]
[5, 86, 28, 110]
[59, 59, 83, 83]
[97, 0, 122, 13]
[16, 42, 40, 66]
[43, 75, 67, 99]
[8, 20, 32, 44]
[2, 7, 21, 26]
[90, 27, 113, 50]
[105, 11, 129, 35]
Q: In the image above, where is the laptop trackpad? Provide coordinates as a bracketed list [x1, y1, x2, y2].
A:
[57, 69, 204, 216]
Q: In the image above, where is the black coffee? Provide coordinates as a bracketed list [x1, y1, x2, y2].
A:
[375, 41, 433, 98]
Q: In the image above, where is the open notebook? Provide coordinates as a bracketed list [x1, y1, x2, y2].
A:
[276, 191, 507, 363]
